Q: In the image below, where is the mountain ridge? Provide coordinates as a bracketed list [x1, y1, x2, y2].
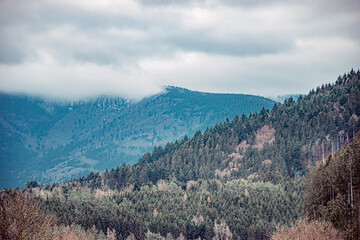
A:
[72, 70, 360, 190]
[0, 87, 275, 188]
[24, 70, 360, 240]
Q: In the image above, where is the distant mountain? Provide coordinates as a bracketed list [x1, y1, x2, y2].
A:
[32, 70, 360, 240]
[0, 87, 274, 188]
[269, 94, 303, 103]
[83, 70, 360, 191]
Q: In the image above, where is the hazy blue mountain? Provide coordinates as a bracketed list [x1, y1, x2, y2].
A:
[0, 86, 274, 188]
[269, 94, 303, 103]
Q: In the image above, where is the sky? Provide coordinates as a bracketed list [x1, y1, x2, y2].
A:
[0, 0, 359, 101]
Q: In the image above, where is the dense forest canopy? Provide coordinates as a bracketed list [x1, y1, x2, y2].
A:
[303, 136, 360, 239]
[1, 69, 360, 240]
[0, 86, 274, 188]
[75, 69, 360, 191]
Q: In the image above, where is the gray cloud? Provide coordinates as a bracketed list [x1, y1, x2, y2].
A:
[0, 0, 359, 100]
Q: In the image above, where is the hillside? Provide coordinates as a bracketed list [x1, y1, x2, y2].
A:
[77, 70, 360, 190]
[2, 70, 359, 240]
[0, 87, 274, 188]
[29, 70, 358, 239]
[303, 137, 360, 239]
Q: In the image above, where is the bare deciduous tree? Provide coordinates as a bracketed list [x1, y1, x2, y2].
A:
[0, 189, 58, 240]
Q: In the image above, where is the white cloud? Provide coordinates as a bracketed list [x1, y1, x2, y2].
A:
[0, 0, 359, 100]
[0, 54, 161, 101]
[138, 37, 359, 95]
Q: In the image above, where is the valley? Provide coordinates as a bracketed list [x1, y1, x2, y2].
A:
[0, 87, 274, 188]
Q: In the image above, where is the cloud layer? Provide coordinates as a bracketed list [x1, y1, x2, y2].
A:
[0, 0, 359, 100]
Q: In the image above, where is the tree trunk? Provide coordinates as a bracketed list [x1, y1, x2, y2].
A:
[322, 142, 325, 165]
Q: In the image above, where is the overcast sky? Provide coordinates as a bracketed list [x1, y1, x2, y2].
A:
[0, 0, 359, 101]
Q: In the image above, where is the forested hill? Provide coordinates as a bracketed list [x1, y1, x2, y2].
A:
[77, 70, 360, 189]
[31, 70, 360, 240]
[0, 87, 274, 188]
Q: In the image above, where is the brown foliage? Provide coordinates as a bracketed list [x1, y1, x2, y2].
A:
[235, 140, 250, 152]
[213, 222, 233, 240]
[253, 125, 275, 150]
[271, 220, 343, 240]
[215, 169, 231, 179]
[53, 224, 107, 240]
[0, 189, 58, 240]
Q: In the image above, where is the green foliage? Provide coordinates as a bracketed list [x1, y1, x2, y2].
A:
[72, 70, 360, 194]
[17, 69, 360, 240]
[37, 177, 302, 240]
[26, 180, 39, 188]
[1, 87, 274, 188]
[303, 137, 360, 239]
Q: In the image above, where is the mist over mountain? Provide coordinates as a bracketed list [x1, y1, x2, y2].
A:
[269, 94, 303, 103]
[0, 86, 274, 188]
[89, 70, 360, 189]
[20, 70, 360, 240]
[1, 0, 360, 238]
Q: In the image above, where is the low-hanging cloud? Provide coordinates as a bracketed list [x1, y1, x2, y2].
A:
[0, 0, 359, 101]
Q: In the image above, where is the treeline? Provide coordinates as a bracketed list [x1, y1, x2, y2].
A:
[3, 69, 360, 239]
[73, 69, 360, 192]
[34, 176, 302, 239]
[0, 189, 109, 239]
[271, 136, 360, 240]
[303, 136, 360, 239]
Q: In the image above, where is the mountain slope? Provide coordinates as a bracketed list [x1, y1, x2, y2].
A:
[0, 87, 274, 188]
[34, 70, 360, 240]
[303, 137, 360, 239]
[77, 70, 360, 190]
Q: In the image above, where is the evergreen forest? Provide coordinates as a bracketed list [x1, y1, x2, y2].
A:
[1, 70, 360, 239]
